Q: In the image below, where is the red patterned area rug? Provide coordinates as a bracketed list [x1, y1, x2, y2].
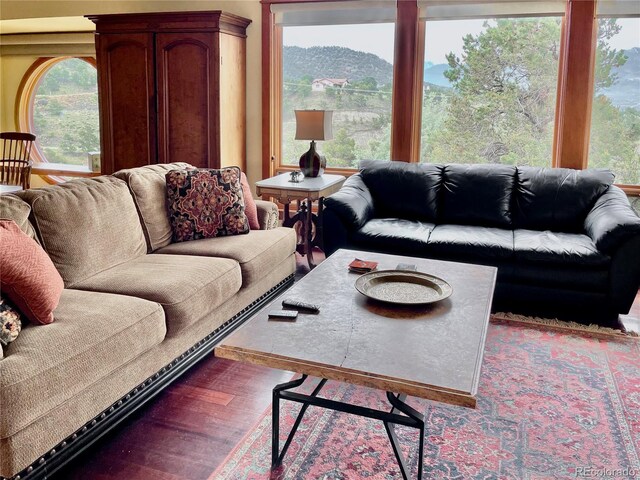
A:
[210, 319, 640, 480]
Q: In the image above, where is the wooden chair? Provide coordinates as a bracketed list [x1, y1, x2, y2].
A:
[0, 132, 35, 189]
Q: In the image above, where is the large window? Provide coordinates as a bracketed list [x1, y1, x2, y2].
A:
[20, 57, 100, 168]
[589, 17, 640, 185]
[281, 23, 395, 168]
[264, 1, 639, 194]
[420, 17, 562, 166]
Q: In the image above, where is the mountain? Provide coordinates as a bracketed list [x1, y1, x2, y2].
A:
[283, 46, 393, 86]
[601, 47, 640, 109]
[283, 44, 638, 109]
[424, 63, 451, 88]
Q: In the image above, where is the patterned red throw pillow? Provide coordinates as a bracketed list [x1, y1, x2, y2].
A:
[166, 167, 250, 242]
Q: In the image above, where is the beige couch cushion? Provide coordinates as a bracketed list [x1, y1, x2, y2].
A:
[71, 254, 241, 336]
[155, 227, 296, 286]
[19, 177, 147, 287]
[0, 194, 37, 240]
[114, 162, 193, 251]
[0, 289, 165, 441]
[0, 255, 295, 478]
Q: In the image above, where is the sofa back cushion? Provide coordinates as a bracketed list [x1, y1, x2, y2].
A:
[440, 164, 516, 228]
[19, 177, 147, 287]
[113, 162, 193, 251]
[513, 167, 614, 232]
[359, 160, 442, 222]
[0, 194, 37, 240]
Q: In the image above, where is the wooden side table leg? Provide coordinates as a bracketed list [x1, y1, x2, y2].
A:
[316, 197, 325, 251]
[305, 197, 315, 269]
[282, 200, 293, 228]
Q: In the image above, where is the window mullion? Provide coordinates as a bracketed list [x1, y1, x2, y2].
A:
[552, 0, 597, 170]
[390, 0, 421, 162]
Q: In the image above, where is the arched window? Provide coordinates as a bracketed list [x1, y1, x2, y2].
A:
[17, 57, 100, 180]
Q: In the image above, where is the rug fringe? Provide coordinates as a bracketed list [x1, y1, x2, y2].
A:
[492, 312, 639, 338]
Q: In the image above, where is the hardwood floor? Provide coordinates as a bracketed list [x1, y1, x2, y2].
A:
[56, 252, 640, 479]
[58, 357, 293, 480]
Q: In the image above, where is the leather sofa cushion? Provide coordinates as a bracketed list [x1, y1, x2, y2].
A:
[0, 289, 165, 440]
[352, 218, 434, 254]
[324, 174, 374, 229]
[440, 164, 515, 228]
[513, 167, 614, 232]
[584, 185, 640, 253]
[71, 254, 241, 337]
[359, 160, 442, 222]
[155, 227, 296, 287]
[513, 229, 609, 266]
[0, 194, 37, 240]
[427, 225, 514, 260]
[114, 162, 194, 252]
[19, 177, 148, 286]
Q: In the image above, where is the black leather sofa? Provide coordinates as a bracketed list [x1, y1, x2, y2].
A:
[323, 160, 640, 322]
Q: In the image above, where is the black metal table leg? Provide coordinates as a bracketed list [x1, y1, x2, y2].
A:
[384, 392, 425, 480]
[271, 378, 426, 479]
[272, 375, 327, 467]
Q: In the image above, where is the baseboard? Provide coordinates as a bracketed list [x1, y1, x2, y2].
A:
[3, 275, 294, 480]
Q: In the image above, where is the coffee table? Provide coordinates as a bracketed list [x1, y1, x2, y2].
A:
[215, 249, 496, 479]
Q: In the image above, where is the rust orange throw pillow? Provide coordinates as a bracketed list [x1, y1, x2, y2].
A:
[0, 220, 63, 325]
[240, 172, 260, 230]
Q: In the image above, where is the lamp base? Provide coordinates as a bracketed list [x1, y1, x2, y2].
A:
[299, 140, 326, 177]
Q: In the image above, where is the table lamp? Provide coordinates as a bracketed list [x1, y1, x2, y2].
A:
[295, 110, 333, 177]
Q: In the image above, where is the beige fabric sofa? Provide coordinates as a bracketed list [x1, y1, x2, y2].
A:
[0, 163, 296, 480]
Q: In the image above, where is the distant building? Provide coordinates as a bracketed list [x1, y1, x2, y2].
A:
[312, 78, 349, 92]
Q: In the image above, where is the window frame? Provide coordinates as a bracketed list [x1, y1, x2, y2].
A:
[589, 13, 640, 194]
[15, 56, 100, 184]
[262, 0, 638, 193]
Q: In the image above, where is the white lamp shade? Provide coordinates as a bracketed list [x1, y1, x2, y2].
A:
[295, 110, 333, 141]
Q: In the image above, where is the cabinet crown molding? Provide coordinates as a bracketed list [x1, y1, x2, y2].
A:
[86, 11, 252, 37]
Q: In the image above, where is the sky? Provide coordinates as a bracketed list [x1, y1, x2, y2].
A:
[283, 17, 640, 66]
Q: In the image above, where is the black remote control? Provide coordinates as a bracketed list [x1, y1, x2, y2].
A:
[282, 298, 320, 313]
[268, 310, 298, 320]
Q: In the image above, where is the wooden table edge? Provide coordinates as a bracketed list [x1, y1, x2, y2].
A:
[215, 345, 477, 409]
[469, 267, 497, 397]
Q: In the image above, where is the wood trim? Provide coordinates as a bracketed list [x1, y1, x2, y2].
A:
[552, 0, 597, 170]
[551, 14, 567, 168]
[390, 0, 420, 162]
[619, 185, 640, 196]
[411, 20, 426, 163]
[261, 2, 278, 179]
[32, 162, 100, 177]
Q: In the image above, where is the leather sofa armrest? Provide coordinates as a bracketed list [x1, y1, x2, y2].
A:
[584, 186, 640, 254]
[324, 174, 374, 230]
[255, 200, 280, 230]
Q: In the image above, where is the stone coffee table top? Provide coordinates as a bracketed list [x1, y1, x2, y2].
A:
[215, 249, 497, 408]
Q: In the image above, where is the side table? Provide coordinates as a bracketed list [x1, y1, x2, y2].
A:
[256, 173, 345, 268]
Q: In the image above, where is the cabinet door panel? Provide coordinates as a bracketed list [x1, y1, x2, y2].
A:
[96, 33, 156, 174]
[156, 33, 220, 169]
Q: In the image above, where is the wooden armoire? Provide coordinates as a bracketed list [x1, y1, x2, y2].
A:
[87, 11, 251, 174]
